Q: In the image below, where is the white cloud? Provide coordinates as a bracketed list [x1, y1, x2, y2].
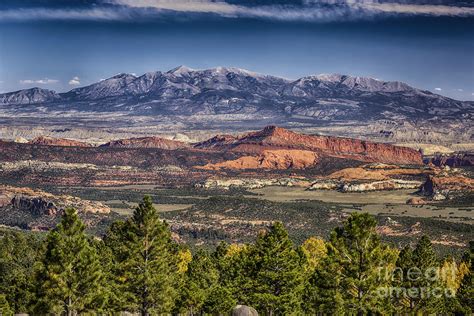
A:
[0, 7, 127, 22]
[36, 78, 59, 84]
[68, 76, 81, 85]
[113, 0, 474, 19]
[457, 88, 463, 92]
[112, 0, 239, 14]
[20, 78, 58, 85]
[112, 0, 474, 20]
[434, 87, 442, 91]
[1, 1, 474, 23]
[357, 2, 474, 17]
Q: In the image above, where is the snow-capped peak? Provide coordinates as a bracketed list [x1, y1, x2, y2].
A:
[315, 73, 345, 82]
[167, 65, 194, 76]
[110, 73, 137, 80]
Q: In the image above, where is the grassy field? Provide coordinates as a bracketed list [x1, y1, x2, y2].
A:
[249, 187, 473, 223]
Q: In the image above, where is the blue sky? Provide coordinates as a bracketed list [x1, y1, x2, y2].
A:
[0, 0, 473, 100]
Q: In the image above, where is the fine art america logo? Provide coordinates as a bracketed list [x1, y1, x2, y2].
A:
[376, 266, 456, 299]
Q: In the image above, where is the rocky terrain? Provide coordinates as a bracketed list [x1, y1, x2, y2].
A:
[196, 125, 423, 165]
[197, 149, 319, 170]
[421, 172, 474, 201]
[425, 153, 474, 167]
[0, 126, 467, 197]
[29, 136, 92, 147]
[0, 124, 471, 252]
[0, 185, 110, 214]
[0, 66, 472, 145]
[0, 185, 113, 232]
[101, 136, 190, 150]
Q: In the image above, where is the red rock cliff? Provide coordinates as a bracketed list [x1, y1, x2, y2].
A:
[196, 125, 423, 165]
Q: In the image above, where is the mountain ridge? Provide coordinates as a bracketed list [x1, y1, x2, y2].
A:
[0, 66, 444, 105]
[1, 66, 472, 145]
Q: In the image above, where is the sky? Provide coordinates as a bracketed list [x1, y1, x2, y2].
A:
[0, 0, 473, 101]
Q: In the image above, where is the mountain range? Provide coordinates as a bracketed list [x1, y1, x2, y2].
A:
[1, 66, 472, 143]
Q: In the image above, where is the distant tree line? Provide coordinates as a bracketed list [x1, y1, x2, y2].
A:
[0, 196, 472, 315]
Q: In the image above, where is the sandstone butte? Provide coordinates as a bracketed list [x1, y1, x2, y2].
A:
[197, 149, 319, 170]
[100, 136, 190, 150]
[195, 125, 423, 165]
[29, 136, 92, 147]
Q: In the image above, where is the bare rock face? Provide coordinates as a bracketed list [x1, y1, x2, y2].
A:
[197, 149, 319, 170]
[421, 174, 474, 198]
[340, 179, 422, 192]
[14, 137, 28, 143]
[30, 136, 92, 147]
[307, 179, 341, 190]
[101, 136, 190, 150]
[196, 126, 423, 165]
[11, 196, 58, 216]
[194, 134, 238, 149]
[196, 177, 309, 189]
[0, 185, 111, 214]
[426, 153, 474, 167]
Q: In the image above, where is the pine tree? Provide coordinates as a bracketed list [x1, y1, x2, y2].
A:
[303, 252, 345, 314]
[456, 241, 473, 314]
[392, 245, 415, 311]
[34, 208, 104, 315]
[410, 235, 442, 312]
[89, 237, 118, 312]
[249, 222, 305, 315]
[102, 220, 130, 311]
[212, 241, 254, 305]
[108, 196, 178, 315]
[208, 241, 247, 312]
[0, 294, 13, 316]
[300, 236, 327, 272]
[306, 213, 398, 314]
[0, 231, 41, 313]
[203, 285, 237, 315]
[177, 250, 219, 315]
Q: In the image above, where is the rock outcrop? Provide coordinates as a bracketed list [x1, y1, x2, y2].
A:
[10, 196, 59, 216]
[0, 185, 110, 214]
[340, 179, 422, 192]
[421, 174, 474, 199]
[101, 136, 190, 150]
[30, 136, 92, 147]
[197, 149, 318, 170]
[232, 305, 258, 316]
[307, 179, 341, 190]
[196, 126, 423, 165]
[425, 153, 474, 167]
[196, 177, 309, 190]
[328, 165, 426, 181]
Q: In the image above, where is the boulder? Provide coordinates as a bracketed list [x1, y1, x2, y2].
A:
[232, 305, 258, 316]
[406, 197, 427, 205]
